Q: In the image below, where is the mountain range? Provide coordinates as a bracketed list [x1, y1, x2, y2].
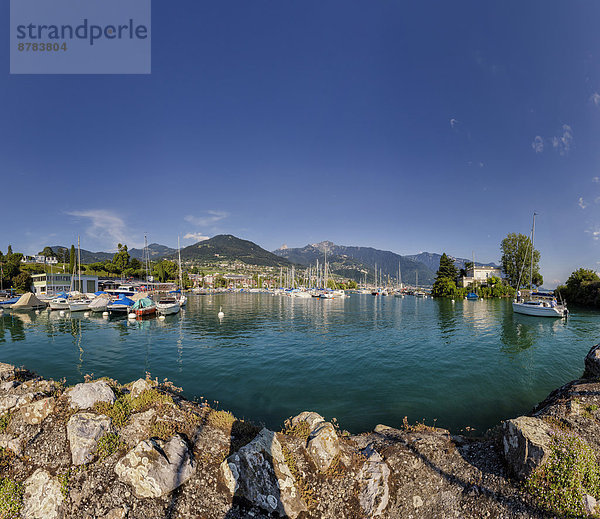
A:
[50, 243, 176, 264]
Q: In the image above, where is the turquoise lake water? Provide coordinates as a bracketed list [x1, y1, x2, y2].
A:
[0, 294, 598, 434]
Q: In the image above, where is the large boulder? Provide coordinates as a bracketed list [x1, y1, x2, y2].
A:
[584, 343, 600, 378]
[291, 411, 325, 430]
[115, 434, 195, 498]
[0, 363, 15, 381]
[67, 381, 115, 410]
[67, 412, 111, 465]
[22, 469, 64, 519]
[0, 392, 35, 415]
[503, 416, 554, 479]
[307, 421, 340, 471]
[220, 428, 307, 518]
[129, 378, 152, 398]
[356, 444, 390, 517]
[20, 397, 55, 425]
[120, 409, 156, 447]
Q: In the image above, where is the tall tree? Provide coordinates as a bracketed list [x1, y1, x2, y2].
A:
[39, 247, 54, 257]
[436, 253, 458, 281]
[501, 233, 542, 288]
[69, 245, 76, 273]
[432, 253, 458, 297]
[7, 245, 12, 257]
[112, 244, 130, 274]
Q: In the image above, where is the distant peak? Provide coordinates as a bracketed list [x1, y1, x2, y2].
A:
[311, 240, 335, 251]
[279, 244, 288, 250]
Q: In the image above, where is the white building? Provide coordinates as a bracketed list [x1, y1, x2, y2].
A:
[32, 273, 98, 295]
[21, 255, 58, 265]
[461, 265, 503, 287]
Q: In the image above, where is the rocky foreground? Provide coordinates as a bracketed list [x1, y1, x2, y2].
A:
[3, 347, 600, 518]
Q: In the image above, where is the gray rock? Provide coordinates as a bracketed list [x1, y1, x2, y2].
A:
[0, 392, 35, 415]
[101, 507, 128, 519]
[22, 469, 64, 519]
[584, 494, 597, 515]
[129, 378, 152, 398]
[115, 434, 195, 498]
[307, 421, 340, 471]
[0, 362, 15, 381]
[503, 416, 554, 480]
[0, 380, 19, 391]
[0, 433, 22, 455]
[291, 411, 325, 430]
[67, 412, 111, 465]
[20, 397, 56, 425]
[67, 380, 115, 409]
[120, 409, 156, 447]
[356, 444, 390, 517]
[220, 428, 307, 518]
[584, 343, 600, 378]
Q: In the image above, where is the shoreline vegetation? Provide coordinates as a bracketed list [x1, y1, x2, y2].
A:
[2, 346, 600, 517]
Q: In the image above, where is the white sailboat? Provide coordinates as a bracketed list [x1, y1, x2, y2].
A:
[512, 214, 567, 318]
[68, 237, 92, 312]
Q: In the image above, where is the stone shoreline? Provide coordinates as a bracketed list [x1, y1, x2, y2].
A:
[2, 345, 600, 518]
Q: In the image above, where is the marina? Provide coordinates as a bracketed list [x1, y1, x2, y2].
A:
[0, 292, 596, 434]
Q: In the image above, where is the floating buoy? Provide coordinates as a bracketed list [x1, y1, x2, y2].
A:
[218, 306, 224, 319]
[451, 299, 455, 303]
[102, 311, 109, 317]
[84, 312, 90, 317]
[158, 315, 165, 320]
[59, 310, 65, 316]
[128, 313, 136, 319]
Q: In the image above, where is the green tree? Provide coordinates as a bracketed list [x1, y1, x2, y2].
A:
[214, 275, 228, 288]
[69, 245, 76, 273]
[436, 253, 458, 281]
[555, 268, 600, 307]
[432, 277, 457, 297]
[501, 233, 543, 288]
[112, 244, 130, 274]
[7, 245, 13, 257]
[39, 246, 55, 257]
[12, 272, 32, 293]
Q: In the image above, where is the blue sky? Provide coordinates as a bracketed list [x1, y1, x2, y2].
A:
[2, 1, 600, 287]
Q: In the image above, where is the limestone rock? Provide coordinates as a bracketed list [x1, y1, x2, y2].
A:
[503, 416, 554, 480]
[0, 392, 35, 415]
[120, 409, 156, 447]
[67, 381, 115, 409]
[67, 412, 111, 465]
[307, 421, 340, 471]
[356, 444, 390, 517]
[220, 428, 307, 518]
[0, 380, 19, 391]
[22, 469, 64, 519]
[0, 363, 15, 381]
[0, 433, 22, 455]
[584, 343, 600, 378]
[20, 397, 56, 425]
[583, 494, 597, 515]
[115, 434, 195, 498]
[101, 507, 128, 519]
[129, 378, 152, 398]
[291, 411, 325, 430]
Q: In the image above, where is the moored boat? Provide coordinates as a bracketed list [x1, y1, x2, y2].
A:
[11, 293, 47, 311]
[156, 298, 180, 315]
[132, 297, 156, 317]
[107, 295, 135, 315]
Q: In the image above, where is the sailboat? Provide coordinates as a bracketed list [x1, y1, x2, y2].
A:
[512, 214, 568, 318]
[176, 236, 187, 307]
[68, 237, 92, 312]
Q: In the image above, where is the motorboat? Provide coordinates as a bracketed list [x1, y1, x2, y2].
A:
[68, 299, 91, 312]
[88, 297, 109, 313]
[107, 295, 135, 315]
[11, 293, 47, 311]
[0, 296, 20, 310]
[466, 292, 479, 300]
[132, 297, 156, 318]
[156, 298, 180, 315]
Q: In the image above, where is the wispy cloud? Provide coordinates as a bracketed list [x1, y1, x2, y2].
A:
[593, 177, 600, 183]
[531, 136, 544, 153]
[183, 232, 210, 242]
[552, 124, 573, 156]
[67, 209, 140, 249]
[586, 227, 600, 241]
[579, 197, 588, 209]
[184, 210, 229, 227]
[591, 92, 600, 107]
[450, 118, 458, 129]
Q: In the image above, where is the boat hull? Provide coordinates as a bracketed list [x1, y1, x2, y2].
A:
[156, 303, 180, 315]
[512, 301, 566, 318]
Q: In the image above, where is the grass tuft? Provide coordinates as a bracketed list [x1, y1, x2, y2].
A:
[0, 477, 23, 519]
[96, 432, 125, 460]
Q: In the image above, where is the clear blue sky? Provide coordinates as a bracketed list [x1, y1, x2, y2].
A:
[2, 1, 600, 287]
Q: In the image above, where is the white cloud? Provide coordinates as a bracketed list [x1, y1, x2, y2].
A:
[531, 136, 544, 153]
[591, 92, 600, 107]
[184, 210, 229, 227]
[67, 209, 140, 249]
[586, 227, 600, 240]
[450, 118, 458, 129]
[552, 124, 573, 156]
[183, 233, 209, 242]
[579, 197, 588, 209]
[593, 177, 600, 183]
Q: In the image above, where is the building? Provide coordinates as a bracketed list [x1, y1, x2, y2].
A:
[31, 273, 99, 295]
[21, 255, 58, 265]
[460, 265, 503, 287]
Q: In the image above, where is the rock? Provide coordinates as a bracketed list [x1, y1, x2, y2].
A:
[129, 378, 152, 398]
[307, 421, 340, 471]
[502, 416, 554, 479]
[22, 469, 64, 519]
[583, 494, 597, 514]
[413, 495, 423, 508]
[20, 397, 56, 425]
[0, 392, 35, 415]
[101, 507, 128, 519]
[0, 363, 15, 381]
[120, 409, 156, 447]
[220, 428, 307, 518]
[0, 433, 22, 455]
[356, 444, 390, 517]
[0, 380, 19, 391]
[115, 434, 195, 498]
[584, 344, 600, 378]
[291, 411, 325, 430]
[67, 412, 111, 465]
[67, 381, 115, 409]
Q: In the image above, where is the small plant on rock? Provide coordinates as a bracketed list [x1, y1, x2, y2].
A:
[0, 413, 11, 434]
[96, 433, 124, 460]
[0, 477, 24, 519]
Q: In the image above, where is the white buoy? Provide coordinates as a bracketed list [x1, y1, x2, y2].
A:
[102, 311, 109, 317]
[35, 309, 40, 315]
[59, 310, 65, 316]
[451, 299, 455, 303]
[158, 315, 165, 320]
[128, 313, 136, 319]
[218, 306, 224, 319]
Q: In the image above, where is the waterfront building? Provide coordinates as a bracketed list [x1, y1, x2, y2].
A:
[460, 265, 503, 287]
[31, 273, 99, 295]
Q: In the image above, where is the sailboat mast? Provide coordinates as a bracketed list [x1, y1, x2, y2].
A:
[178, 236, 183, 289]
[530, 213, 537, 290]
[77, 236, 81, 293]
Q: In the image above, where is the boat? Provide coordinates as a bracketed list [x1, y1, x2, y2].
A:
[107, 294, 135, 315]
[68, 299, 91, 312]
[466, 292, 478, 300]
[88, 296, 109, 313]
[156, 298, 180, 315]
[512, 214, 567, 318]
[11, 292, 47, 311]
[132, 297, 156, 317]
[0, 296, 20, 309]
[49, 292, 71, 310]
